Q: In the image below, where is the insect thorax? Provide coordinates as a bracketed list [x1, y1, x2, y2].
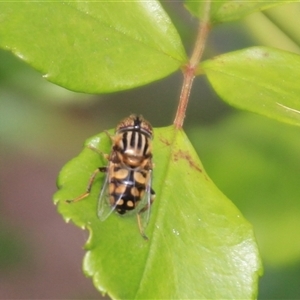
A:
[113, 129, 152, 169]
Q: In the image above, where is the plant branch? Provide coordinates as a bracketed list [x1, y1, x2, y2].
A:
[173, 1, 211, 129]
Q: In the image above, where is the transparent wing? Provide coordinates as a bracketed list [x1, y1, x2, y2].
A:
[137, 170, 155, 233]
[97, 169, 118, 221]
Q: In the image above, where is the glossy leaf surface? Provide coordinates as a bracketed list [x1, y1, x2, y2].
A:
[201, 46, 300, 126]
[54, 126, 261, 299]
[185, 0, 292, 23]
[0, 1, 186, 93]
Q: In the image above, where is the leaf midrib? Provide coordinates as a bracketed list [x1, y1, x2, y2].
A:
[134, 126, 178, 299]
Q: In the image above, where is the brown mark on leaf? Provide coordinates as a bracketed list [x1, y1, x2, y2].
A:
[262, 51, 269, 58]
[159, 137, 171, 146]
[173, 150, 208, 180]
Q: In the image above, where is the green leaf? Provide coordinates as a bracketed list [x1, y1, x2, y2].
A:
[0, 1, 187, 93]
[189, 113, 300, 267]
[53, 125, 262, 299]
[201, 46, 300, 126]
[185, 0, 293, 23]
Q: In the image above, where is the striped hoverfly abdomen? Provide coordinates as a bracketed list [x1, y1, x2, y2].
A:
[67, 115, 155, 240]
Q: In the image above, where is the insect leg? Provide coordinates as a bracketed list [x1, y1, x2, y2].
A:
[66, 167, 107, 203]
[137, 214, 149, 240]
[102, 129, 116, 143]
[138, 188, 155, 214]
[137, 189, 155, 240]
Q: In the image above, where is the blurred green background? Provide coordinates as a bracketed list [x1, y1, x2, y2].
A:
[1, 3, 300, 299]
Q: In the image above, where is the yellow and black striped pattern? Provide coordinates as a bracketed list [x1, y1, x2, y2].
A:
[99, 114, 155, 219]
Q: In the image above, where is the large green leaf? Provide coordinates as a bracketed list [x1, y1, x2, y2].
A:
[189, 113, 300, 267]
[201, 46, 300, 126]
[53, 125, 262, 299]
[185, 0, 293, 23]
[0, 1, 187, 93]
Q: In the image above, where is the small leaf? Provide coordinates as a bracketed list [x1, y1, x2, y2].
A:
[0, 1, 187, 93]
[54, 125, 262, 299]
[201, 46, 300, 126]
[185, 0, 293, 23]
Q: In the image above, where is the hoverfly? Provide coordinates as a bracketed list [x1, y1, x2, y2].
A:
[67, 115, 155, 239]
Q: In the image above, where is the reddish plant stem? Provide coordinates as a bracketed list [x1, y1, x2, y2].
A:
[173, 1, 211, 129]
